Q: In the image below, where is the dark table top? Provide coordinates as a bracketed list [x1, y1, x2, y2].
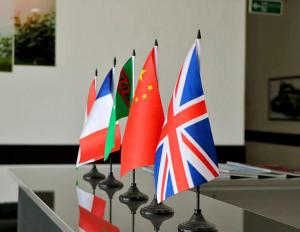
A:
[9, 165, 299, 232]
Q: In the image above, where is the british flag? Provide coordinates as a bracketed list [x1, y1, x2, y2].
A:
[154, 39, 219, 203]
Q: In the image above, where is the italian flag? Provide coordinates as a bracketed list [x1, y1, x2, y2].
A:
[104, 54, 134, 160]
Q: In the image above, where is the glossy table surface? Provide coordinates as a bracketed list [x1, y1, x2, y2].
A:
[9, 165, 300, 232]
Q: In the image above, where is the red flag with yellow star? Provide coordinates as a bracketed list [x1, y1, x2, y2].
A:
[121, 45, 164, 176]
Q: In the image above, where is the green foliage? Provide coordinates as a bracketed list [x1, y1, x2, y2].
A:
[15, 12, 55, 66]
[0, 35, 12, 71]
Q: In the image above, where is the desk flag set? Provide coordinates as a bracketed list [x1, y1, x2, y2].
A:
[76, 30, 220, 232]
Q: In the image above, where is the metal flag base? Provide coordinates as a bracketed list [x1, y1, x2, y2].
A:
[98, 171, 123, 199]
[119, 183, 149, 213]
[83, 177, 101, 195]
[140, 195, 174, 231]
[83, 163, 105, 181]
[178, 209, 217, 232]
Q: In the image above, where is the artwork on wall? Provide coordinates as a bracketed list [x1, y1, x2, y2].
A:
[0, 0, 13, 72]
[14, 0, 55, 66]
[269, 76, 300, 121]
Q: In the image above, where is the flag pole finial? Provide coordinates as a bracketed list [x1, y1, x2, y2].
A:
[132, 49, 136, 56]
[197, 30, 201, 39]
[113, 57, 116, 67]
[95, 68, 98, 76]
[154, 39, 158, 46]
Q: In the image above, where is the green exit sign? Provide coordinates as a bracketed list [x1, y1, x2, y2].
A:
[249, 0, 283, 16]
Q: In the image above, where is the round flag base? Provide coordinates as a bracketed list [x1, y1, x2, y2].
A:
[83, 164, 105, 182]
[83, 176, 102, 193]
[140, 195, 174, 230]
[98, 172, 123, 199]
[178, 209, 217, 232]
[119, 183, 149, 213]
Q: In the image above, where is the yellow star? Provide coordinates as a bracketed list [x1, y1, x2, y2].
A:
[142, 93, 147, 99]
[139, 69, 146, 82]
[135, 97, 138, 102]
[148, 85, 153, 91]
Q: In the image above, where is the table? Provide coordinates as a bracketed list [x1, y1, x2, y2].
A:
[9, 165, 300, 232]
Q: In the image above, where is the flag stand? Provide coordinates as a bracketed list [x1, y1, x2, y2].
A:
[98, 157, 123, 199]
[83, 163, 105, 183]
[119, 169, 148, 232]
[177, 186, 217, 232]
[82, 173, 100, 195]
[119, 169, 149, 212]
[131, 212, 135, 232]
[140, 195, 174, 232]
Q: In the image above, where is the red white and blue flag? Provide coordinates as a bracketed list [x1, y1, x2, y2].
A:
[77, 69, 121, 167]
[77, 186, 119, 232]
[154, 39, 219, 203]
[77, 186, 106, 219]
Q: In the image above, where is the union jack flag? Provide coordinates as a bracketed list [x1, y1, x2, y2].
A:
[154, 39, 219, 203]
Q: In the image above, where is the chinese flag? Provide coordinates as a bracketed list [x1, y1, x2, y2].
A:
[121, 46, 164, 176]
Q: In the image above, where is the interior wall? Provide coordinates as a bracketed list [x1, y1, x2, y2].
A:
[246, 0, 300, 167]
[0, 0, 246, 146]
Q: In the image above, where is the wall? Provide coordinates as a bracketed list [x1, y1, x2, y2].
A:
[0, 0, 246, 202]
[0, 0, 246, 146]
[246, 0, 300, 167]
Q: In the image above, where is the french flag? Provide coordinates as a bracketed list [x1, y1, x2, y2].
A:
[77, 68, 121, 167]
[77, 186, 119, 232]
[77, 186, 106, 219]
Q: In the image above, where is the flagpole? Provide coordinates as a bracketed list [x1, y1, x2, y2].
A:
[119, 49, 148, 212]
[98, 58, 123, 200]
[132, 213, 135, 232]
[132, 169, 135, 184]
[109, 197, 112, 223]
[132, 49, 136, 186]
[132, 49, 136, 99]
[82, 68, 105, 183]
[196, 186, 200, 210]
[110, 57, 116, 176]
[154, 39, 159, 82]
[178, 30, 218, 232]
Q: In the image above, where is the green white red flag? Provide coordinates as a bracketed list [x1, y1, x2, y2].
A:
[104, 55, 134, 160]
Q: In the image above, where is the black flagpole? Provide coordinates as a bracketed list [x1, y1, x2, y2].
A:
[83, 68, 105, 182]
[177, 30, 217, 232]
[140, 40, 174, 230]
[98, 58, 123, 199]
[119, 49, 148, 210]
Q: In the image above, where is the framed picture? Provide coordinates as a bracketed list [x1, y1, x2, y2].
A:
[0, 0, 13, 72]
[14, 0, 55, 66]
[269, 76, 300, 121]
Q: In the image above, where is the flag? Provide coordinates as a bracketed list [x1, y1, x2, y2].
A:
[77, 76, 97, 166]
[121, 45, 164, 176]
[77, 69, 121, 167]
[77, 186, 106, 219]
[154, 39, 219, 203]
[84, 76, 97, 123]
[104, 56, 134, 160]
[79, 207, 119, 232]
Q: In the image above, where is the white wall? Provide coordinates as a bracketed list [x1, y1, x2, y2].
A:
[0, 0, 246, 145]
[246, 0, 300, 166]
